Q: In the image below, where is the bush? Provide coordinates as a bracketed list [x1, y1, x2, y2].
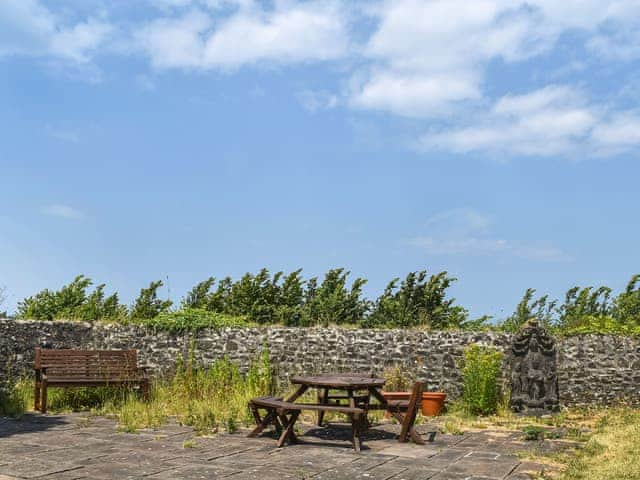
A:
[366, 271, 472, 329]
[17, 275, 125, 321]
[460, 344, 504, 415]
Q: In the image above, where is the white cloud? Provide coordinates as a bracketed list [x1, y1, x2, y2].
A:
[407, 208, 571, 262]
[0, 0, 112, 62]
[349, 0, 640, 120]
[136, 2, 349, 71]
[296, 90, 339, 113]
[420, 85, 640, 157]
[42, 204, 84, 219]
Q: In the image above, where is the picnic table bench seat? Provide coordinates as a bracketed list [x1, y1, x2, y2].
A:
[248, 396, 365, 448]
[34, 348, 150, 413]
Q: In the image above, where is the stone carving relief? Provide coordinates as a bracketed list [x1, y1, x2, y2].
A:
[509, 320, 559, 414]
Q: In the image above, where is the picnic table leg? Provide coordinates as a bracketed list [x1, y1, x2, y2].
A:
[350, 413, 362, 452]
[277, 411, 300, 447]
[285, 385, 308, 403]
[317, 388, 328, 426]
[248, 407, 279, 438]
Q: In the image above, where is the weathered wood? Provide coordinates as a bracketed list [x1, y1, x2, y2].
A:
[34, 348, 150, 413]
[290, 374, 385, 389]
[387, 381, 431, 444]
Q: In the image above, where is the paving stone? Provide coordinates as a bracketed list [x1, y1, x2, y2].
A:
[388, 467, 442, 480]
[444, 457, 519, 479]
[0, 414, 583, 480]
[146, 464, 240, 479]
[0, 459, 83, 479]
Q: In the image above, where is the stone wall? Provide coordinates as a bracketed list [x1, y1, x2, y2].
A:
[1, 320, 639, 406]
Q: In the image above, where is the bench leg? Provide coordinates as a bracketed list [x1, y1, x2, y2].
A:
[34, 381, 41, 412]
[140, 379, 150, 401]
[277, 411, 299, 448]
[41, 381, 48, 414]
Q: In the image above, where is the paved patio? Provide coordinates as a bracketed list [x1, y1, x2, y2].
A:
[0, 413, 574, 479]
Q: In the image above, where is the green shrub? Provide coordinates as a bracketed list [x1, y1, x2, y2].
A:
[366, 271, 474, 329]
[460, 344, 503, 415]
[17, 275, 126, 321]
[129, 280, 172, 320]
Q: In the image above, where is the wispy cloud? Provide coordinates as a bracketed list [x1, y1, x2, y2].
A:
[419, 85, 640, 157]
[42, 204, 84, 219]
[296, 90, 339, 113]
[44, 124, 81, 143]
[406, 208, 572, 262]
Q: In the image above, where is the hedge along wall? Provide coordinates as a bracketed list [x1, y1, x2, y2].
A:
[1, 320, 639, 406]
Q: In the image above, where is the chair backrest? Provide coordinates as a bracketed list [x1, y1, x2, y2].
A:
[399, 381, 423, 440]
[35, 348, 139, 380]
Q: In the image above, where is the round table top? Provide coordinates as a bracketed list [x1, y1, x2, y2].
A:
[290, 373, 385, 389]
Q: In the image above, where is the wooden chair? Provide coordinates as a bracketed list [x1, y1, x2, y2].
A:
[385, 381, 435, 444]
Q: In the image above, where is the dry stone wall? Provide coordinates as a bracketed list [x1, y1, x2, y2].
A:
[1, 320, 639, 406]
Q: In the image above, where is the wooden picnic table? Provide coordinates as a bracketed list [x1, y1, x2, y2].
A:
[287, 373, 388, 450]
[248, 374, 429, 451]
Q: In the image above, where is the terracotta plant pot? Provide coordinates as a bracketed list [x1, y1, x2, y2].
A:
[421, 392, 447, 416]
[382, 391, 447, 417]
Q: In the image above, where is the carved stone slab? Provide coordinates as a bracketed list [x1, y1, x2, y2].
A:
[509, 320, 559, 414]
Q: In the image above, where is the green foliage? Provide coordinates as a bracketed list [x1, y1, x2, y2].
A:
[500, 275, 640, 335]
[612, 274, 640, 327]
[16, 275, 125, 321]
[557, 286, 613, 331]
[116, 349, 274, 433]
[128, 308, 250, 332]
[366, 271, 471, 329]
[301, 268, 368, 326]
[0, 380, 30, 418]
[522, 424, 545, 441]
[459, 344, 504, 416]
[500, 288, 556, 333]
[129, 280, 172, 320]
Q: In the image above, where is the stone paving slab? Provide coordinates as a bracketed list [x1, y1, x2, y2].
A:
[0, 413, 573, 480]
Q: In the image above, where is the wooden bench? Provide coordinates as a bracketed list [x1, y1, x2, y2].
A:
[34, 348, 150, 413]
[248, 396, 365, 449]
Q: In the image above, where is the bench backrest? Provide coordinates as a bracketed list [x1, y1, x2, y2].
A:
[35, 348, 139, 380]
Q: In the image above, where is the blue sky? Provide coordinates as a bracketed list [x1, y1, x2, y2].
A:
[1, 0, 639, 318]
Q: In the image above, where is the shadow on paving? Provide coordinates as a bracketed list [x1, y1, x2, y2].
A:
[0, 414, 575, 479]
[0, 413, 71, 439]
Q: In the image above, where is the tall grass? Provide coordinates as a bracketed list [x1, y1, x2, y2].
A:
[557, 407, 640, 480]
[110, 347, 274, 433]
[1, 348, 274, 435]
[458, 344, 504, 415]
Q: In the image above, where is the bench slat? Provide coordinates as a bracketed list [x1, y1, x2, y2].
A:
[251, 397, 363, 414]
